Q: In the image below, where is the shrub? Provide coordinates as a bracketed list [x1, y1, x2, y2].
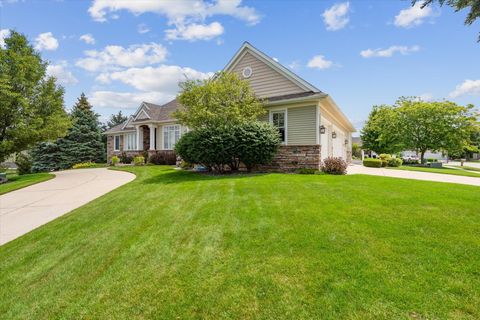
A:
[175, 122, 280, 172]
[378, 154, 392, 167]
[120, 152, 133, 164]
[15, 153, 32, 175]
[321, 157, 347, 175]
[402, 158, 419, 165]
[363, 158, 382, 168]
[232, 122, 280, 171]
[426, 158, 438, 163]
[296, 168, 318, 174]
[174, 126, 235, 172]
[149, 152, 177, 165]
[72, 162, 97, 169]
[111, 156, 119, 166]
[387, 158, 403, 167]
[133, 156, 145, 166]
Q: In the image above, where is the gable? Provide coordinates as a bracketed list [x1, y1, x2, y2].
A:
[230, 51, 306, 98]
[132, 103, 151, 122]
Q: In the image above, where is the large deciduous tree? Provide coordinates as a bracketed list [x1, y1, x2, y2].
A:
[396, 98, 478, 163]
[361, 105, 403, 154]
[173, 72, 266, 129]
[0, 30, 70, 162]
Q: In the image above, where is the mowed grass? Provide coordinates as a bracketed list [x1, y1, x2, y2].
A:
[0, 166, 479, 319]
[388, 165, 480, 178]
[0, 172, 54, 195]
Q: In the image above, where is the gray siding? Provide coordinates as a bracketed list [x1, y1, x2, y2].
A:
[287, 106, 317, 145]
[258, 112, 269, 122]
[232, 52, 306, 98]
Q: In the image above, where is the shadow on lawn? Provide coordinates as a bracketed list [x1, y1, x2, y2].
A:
[142, 169, 269, 185]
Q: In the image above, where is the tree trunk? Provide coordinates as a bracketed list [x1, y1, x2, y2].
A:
[420, 150, 426, 164]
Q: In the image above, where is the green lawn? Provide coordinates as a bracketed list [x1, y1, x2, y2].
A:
[0, 172, 54, 195]
[447, 165, 480, 172]
[0, 166, 479, 319]
[388, 165, 480, 178]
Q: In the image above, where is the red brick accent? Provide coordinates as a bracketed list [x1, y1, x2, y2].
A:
[259, 145, 321, 172]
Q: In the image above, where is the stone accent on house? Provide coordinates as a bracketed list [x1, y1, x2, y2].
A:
[142, 126, 150, 150]
[107, 135, 124, 162]
[259, 145, 321, 172]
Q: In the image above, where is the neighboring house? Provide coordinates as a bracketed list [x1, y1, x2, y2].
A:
[105, 42, 355, 170]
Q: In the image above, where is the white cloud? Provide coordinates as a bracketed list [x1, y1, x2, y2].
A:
[46, 61, 78, 85]
[88, 0, 260, 41]
[79, 33, 95, 45]
[360, 45, 420, 58]
[89, 0, 260, 25]
[165, 22, 224, 41]
[394, 3, 434, 28]
[0, 29, 10, 47]
[34, 32, 59, 51]
[90, 91, 175, 109]
[322, 2, 350, 31]
[449, 80, 480, 98]
[76, 42, 168, 71]
[137, 23, 150, 34]
[307, 55, 334, 70]
[96, 65, 213, 92]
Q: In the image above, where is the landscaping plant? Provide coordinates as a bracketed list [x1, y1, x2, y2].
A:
[363, 158, 383, 168]
[15, 153, 32, 175]
[133, 156, 145, 166]
[321, 157, 348, 175]
[111, 156, 119, 166]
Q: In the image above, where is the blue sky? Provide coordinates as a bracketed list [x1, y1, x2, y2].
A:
[1, 0, 479, 132]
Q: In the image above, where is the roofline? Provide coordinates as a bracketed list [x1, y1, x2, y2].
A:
[265, 93, 327, 106]
[323, 95, 356, 132]
[223, 42, 321, 93]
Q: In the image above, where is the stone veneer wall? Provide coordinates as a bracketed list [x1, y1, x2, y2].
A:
[259, 145, 321, 172]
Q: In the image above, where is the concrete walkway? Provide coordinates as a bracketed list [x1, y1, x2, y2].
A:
[0, 168, 135, 245]
[348, 164, 480, 187]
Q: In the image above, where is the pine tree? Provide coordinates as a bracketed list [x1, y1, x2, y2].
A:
[57, 93, 105, 168]
[107, 111, 128, 129]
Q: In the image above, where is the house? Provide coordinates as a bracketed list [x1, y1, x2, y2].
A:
[105, 42, 355, 170]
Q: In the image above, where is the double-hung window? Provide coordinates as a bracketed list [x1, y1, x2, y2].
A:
[271, 111, 286, 143]
[124, 132, 137, 151]
[114, 135, 120, 151]
[163, 125, 181, 150]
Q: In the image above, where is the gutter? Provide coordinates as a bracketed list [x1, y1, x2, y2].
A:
[265, 93, 327, 106]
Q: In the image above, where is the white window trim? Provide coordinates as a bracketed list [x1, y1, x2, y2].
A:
[269, 109, 287, 145]
[114, 135, 120, 151]
[163, 125, 181, 150]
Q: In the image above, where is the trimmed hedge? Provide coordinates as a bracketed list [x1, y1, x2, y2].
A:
[388, 158, 403, 167]
[363, 158, 382, 168]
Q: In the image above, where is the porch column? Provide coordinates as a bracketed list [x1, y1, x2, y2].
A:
[148, 124, 156, 150]
[136, 125, 142, 151]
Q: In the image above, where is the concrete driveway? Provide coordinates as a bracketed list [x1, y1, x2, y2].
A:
[348, 164, 480, 187]
[0, 168, 135, 245]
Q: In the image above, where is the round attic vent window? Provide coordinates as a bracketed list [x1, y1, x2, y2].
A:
[242, 66, 252, 78]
